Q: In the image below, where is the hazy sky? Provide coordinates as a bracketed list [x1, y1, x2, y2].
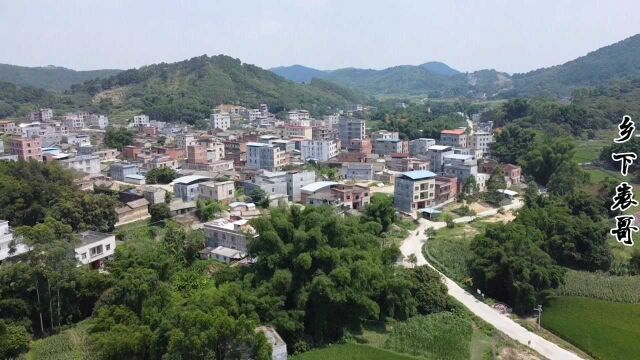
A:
[0, 0, 637, 74]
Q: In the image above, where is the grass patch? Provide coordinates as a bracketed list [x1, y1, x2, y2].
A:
[424, 222, 489, 285]
[115, 219, 166, 242]
[573, 132, 612, 164]
[556, 270, 640, 303]
[585, 168, 624, 184]
[25, 320, 94, 360]
[290, 343, 421, 360]
[543, 296, 640, 360]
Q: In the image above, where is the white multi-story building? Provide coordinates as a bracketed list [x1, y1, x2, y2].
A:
[210, 112, 231, 130]
[301, 140, 339, 161]
[243, 109, 261, 121]
[246, 142, 286, 171]
[471, 131, 493, 158]
[64, 113, 85, 129]
[203, 218, 257, 253]
[198, 181, 235, 202]
[133, 115, 150, 128]
[0, 220, 31, 263]
[74, 231, 116, 268]
[86, 114, 109, 129]
[287, 110, 310, 122]
[61, 155, 101, 175]
[409, 138, 437, 156]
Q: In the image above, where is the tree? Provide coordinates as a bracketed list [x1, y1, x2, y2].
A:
[485, 167, 507, 206]
[104, 127, 134, 151]
[0, 320, 30, 358]
[145, 167, 178, 184]
[149, 203, 171, 223]
[521, 137, 579, 186]
[49, 192, 119, 232]
[491, 124, 536, 164]
[193, 119, 209, 130]
[196, 200, 222, 222]
[408, 266, 449, 315]
[363, 194, 397, 232]
[468, 223, 565, 315]
[249, 188, 269, 208]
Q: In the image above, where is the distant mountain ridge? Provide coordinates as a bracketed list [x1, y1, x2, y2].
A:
[270, 65, 328, 83]
[0, 64, 122, 91]
[271, 34, 640, 98]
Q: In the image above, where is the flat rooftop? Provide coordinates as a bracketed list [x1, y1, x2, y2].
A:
[77, 231, 113, 246]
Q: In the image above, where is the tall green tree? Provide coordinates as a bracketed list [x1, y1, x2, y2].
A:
[104, 127, 134, 151]
[468, 223, 565, 315]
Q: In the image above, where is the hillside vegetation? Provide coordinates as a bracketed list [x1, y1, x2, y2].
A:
[0, 64, 120, 91]
[71, 55, 366, 123]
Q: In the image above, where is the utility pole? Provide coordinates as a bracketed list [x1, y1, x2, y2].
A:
[533, 305, 543, 328]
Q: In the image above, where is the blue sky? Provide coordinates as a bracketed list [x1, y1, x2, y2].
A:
[0, 0, 637, 73]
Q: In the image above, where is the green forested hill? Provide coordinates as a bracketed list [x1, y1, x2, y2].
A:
[0, 64, 121, 91]
[323, 65, 511, 98]
[510, 34, 640, 97]
[72, 55, 366, 123]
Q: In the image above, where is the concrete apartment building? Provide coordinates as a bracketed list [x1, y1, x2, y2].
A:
[61, 155, 101, 175]
[0, 120, 16, 134]
[133, 115, 150, 127]
[394, 170, 437, 213]
[372, 139, 408, 156]
[210, 112, 231, 130]
[203, 217, 257, 253]
[470, 131, 493, 158]
[74, 231, 116, 269]
[242, 169, 315, 201]
[302, 183, 371, 210]
[386, 155, 429, 172]
[173, 175, 213, 201]
[338, 117, 366, 147]
[0, 220, 30, 263]
[301, 140, 339, 162]
[371, 130, 399, 141]
[198, 181, 235, 202]
[439, 129, 467, 148]
[110, 163, 140, 181]
[425, 145, 454, 173]
[443, 154, 478, 181]
[409, 138, 437, 156]
[434, 176, 458, 204]
[341, 162, 380, 180]
[246, 142, 286, 171]
[9, 136, 42, 162]
[287, 110, 310, 121]
[27, 108, 53, 122]
[64, 113, 85, 129]
[285, 124, 313, 140]
[86, 114, 109, 129]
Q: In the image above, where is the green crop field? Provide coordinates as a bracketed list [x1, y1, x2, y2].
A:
[291, 343, 420, 360]
[423, 222, 488, 284]
[384, 313, 473, 360]
[542, 296, 640, 360]
[556, 270, 640, 303]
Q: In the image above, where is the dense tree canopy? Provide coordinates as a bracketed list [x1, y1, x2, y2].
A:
[468, 223, 565, 315]
[104, 127, 134, 151]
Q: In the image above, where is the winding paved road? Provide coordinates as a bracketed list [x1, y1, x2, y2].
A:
[399, 201, 584, 360]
